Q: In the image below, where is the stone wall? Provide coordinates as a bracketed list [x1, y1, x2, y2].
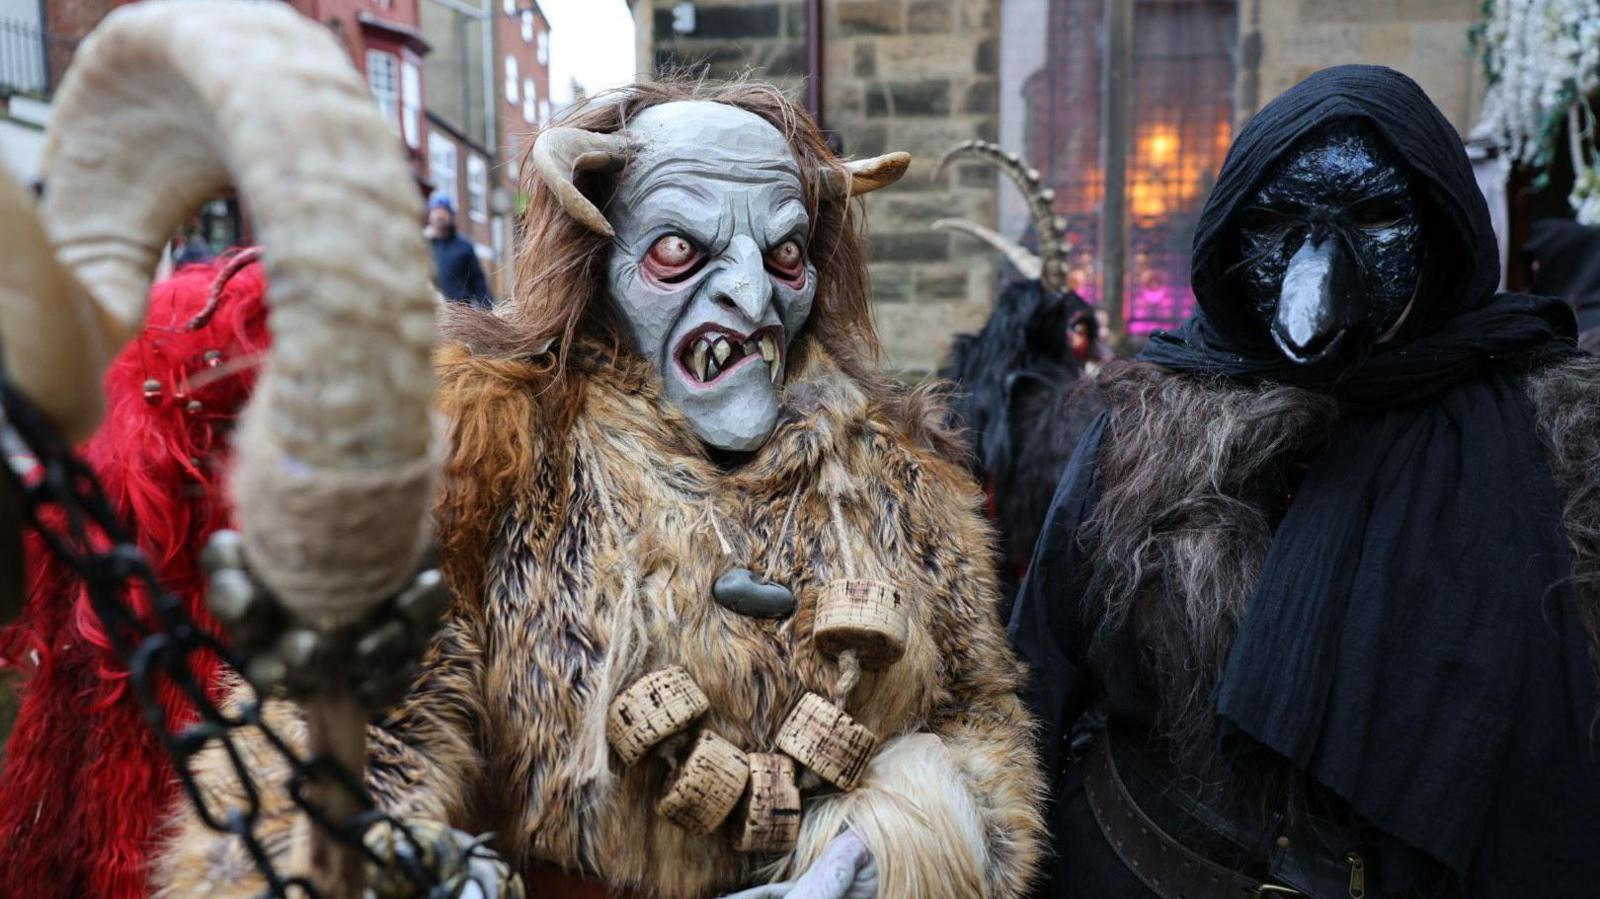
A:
[1236, 0, 1485, 134]
[634, 0, 1003, 376]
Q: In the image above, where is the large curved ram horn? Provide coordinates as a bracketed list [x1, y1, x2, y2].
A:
[0, 170, 110, 443]
[932, 218, 1043, 283]
[821, 151, 912, 200]
[40, 0, 438, 625]
[936, 139, 1070, 293]
[531, 126, 636, 237]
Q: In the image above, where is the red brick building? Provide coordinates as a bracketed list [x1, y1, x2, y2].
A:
[494, 0, 550, 167]
[291, 0, 434, 189]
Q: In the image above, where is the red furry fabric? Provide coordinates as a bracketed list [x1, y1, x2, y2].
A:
[0, 257, 269, 899]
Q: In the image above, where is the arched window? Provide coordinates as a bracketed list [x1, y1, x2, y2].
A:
[504, 55, 519, 103]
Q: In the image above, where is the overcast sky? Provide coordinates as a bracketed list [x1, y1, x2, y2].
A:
[541, 0, 637, 104]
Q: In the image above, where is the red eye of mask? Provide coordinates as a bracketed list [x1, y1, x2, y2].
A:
[644, 234, 702, 283]
[765, 239, 805, 284]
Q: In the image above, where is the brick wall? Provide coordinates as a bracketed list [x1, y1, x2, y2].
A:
[1236, 0, 1485, 134]
[637, 0, 1003, 376]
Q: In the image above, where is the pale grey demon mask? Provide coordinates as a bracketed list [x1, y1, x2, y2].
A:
[529, 99, 909, 452]
[606, 102, 813, 451]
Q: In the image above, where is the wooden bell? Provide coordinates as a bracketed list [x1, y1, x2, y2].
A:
[734, 752, 803, 854]
[776, 692, 877, 791]
[656, 730, 750, 834]
[812, 579, 908, 668]
[607, 667, 710, 765]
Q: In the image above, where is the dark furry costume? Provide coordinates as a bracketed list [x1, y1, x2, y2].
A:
[939, 279, 1100, 610]
[1011, 66, 1600, 899]
[156, 321, 1045, 899]
[0, 259, 267, 899]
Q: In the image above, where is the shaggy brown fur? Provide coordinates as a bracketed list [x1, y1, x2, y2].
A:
[1527, 354, 1600, 683]
[153, 338, 1044, 899]
[1086, 360, 1338, 756]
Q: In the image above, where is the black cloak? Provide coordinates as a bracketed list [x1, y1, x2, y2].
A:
[1521, 217, 1600, 344]
[1011, 65, 1598, 896]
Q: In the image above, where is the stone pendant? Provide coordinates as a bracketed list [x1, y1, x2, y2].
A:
[712, 567, 796, 619]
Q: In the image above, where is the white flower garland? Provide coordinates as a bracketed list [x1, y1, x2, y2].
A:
[1473, 0, 1600, 223]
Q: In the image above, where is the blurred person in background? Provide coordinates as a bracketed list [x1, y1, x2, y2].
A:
[425, 194, 491, 308]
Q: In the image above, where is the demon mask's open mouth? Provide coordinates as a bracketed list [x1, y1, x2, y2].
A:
[675, 324, 783, 387]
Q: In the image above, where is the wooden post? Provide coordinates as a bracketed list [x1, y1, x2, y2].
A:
[297, 693, 370, 897]
[1099, 0, 1134, 340]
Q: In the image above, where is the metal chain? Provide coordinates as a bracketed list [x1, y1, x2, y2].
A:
[0, 364, 446, 898]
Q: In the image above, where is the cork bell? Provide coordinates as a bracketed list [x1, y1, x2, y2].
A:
[776, 691, 878, 791]
[607, 667, 710, 765]
[812, 579, 909, 668]
[656, 730, 751, 834]
[734, 752, 804, 854]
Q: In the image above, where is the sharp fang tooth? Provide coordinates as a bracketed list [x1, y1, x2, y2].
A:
[712, 338, 733, 366]
[691, 340, 710, 382]
[770, 360, 781, 384]
[759, 333, 778, 364]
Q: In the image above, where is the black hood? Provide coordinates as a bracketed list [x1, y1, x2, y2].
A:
[1145, 65, 1573, 409]
[1190, 65, 1500, 352]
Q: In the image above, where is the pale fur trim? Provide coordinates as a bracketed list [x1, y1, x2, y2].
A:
[778, 734, 989, 899]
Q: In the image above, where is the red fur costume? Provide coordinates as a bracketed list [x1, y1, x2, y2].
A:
[0, 257, 267, 899]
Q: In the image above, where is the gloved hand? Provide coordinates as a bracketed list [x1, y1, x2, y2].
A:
[364, 817, 524, 899]
[718, 831, 878, 899]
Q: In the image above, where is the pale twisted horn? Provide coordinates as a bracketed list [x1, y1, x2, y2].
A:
[0, 170, 110, 444]
[40, 0, 437, 626]
[931, 218, 1043, 282]
[821, 152, 912, 200]
[531, 127, 635, 237]
[936, 140, 1070, 293]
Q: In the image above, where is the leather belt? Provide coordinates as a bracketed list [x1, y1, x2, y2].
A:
[1082, 735, 1302, 899]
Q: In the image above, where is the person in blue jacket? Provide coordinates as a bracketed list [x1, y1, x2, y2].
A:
[426, 194, 491, 308]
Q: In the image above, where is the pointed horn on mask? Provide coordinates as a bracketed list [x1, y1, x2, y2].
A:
[935, 140, 1070, 293]
[932, 218, 1043, 283]
[531, 127, 635, 238]
[822, 152, 912, 200]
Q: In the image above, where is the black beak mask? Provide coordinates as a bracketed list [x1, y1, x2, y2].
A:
[1232, 120, 1427, 365]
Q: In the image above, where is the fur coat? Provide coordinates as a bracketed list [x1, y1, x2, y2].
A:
[153, 336, 1045, 899]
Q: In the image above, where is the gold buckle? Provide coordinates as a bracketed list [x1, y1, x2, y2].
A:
[1251, 886, 1305, 897]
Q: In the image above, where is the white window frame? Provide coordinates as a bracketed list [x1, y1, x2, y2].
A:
[522, 78, 537, 125]
[428, 132, 459, 207]
[466, 155, 489, 224]
[365, 50, 401, 134]
[504, 55, 519, 104]
[537, 30, 549, 65]
[502, 0, 515, 15]
[521, 10, 534, 43]
[400, 58, 422, 150]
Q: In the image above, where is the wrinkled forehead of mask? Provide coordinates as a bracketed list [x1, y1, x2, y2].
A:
[614, 101, 803, 207]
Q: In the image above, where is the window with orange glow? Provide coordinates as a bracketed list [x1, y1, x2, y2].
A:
[1019, 0, 1237, 338]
